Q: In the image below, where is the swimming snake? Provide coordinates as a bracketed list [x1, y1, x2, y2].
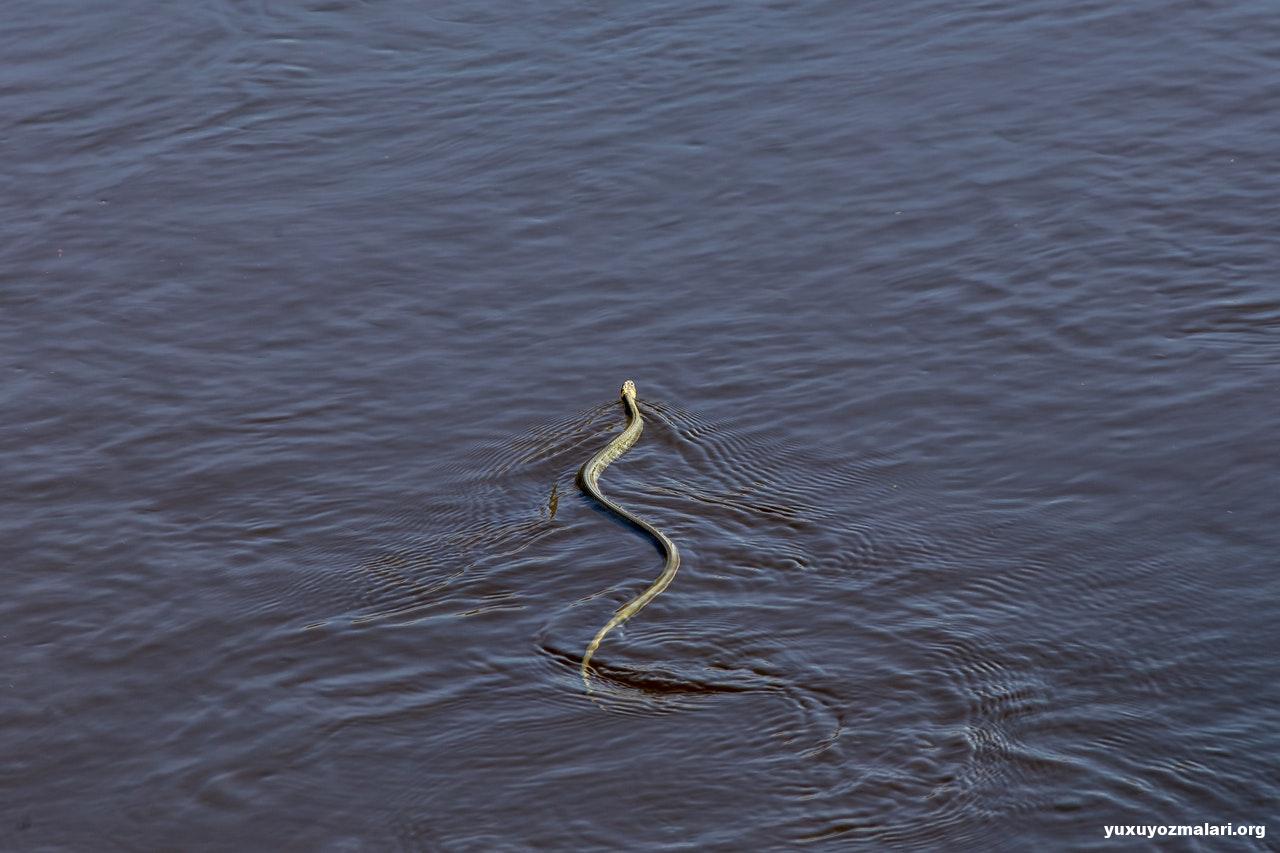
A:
[578, 380, 681, 689]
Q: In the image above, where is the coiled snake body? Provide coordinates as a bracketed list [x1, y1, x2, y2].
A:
[578, 380, 680, 689]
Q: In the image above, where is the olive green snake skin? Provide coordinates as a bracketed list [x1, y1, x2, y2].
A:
[578, 380, 681, 690]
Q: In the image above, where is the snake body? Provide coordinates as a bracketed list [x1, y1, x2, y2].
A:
[578, 380, 681, 688]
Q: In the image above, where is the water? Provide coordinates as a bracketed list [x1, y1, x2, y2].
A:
[3, 1, 1278, 849]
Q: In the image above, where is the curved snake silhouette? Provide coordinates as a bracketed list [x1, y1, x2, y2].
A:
[578, 380, 681, 690]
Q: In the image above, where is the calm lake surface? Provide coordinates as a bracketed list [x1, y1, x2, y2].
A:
[3, 1, 1278, 850]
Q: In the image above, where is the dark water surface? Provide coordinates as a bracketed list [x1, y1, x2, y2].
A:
[3, 1, 1278, 850]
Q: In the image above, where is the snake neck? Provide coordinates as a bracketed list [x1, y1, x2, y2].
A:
[622, 391, 640, 430]
[579, 393, 643, 491]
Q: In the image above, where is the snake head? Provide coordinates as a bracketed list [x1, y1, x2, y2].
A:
[621, 380, 637, 400]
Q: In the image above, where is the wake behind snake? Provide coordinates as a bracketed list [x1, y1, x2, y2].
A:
[578, 380, 681, 691]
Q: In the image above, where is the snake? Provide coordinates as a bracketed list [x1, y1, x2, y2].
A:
[578, 380, 681, 689]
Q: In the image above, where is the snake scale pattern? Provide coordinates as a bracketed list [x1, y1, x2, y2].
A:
[577, 380, 681, 690]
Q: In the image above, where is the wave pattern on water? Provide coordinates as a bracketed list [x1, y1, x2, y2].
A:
[4, 0, 1279, 849]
